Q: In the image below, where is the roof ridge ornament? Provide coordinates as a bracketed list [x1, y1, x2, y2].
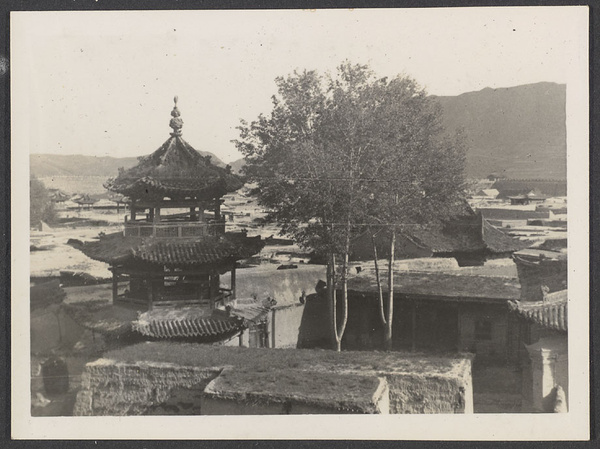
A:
[169, 95, 184, 137]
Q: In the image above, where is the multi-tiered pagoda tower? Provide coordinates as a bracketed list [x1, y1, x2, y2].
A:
[74, 97, 264, 312]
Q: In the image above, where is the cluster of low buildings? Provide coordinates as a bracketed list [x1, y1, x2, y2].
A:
[31, 98, 569, 416]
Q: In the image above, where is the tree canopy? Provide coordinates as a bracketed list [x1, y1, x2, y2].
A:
[30, 177, 56, 226]
[235, 62, 466, 253]
[234, 62, 467, 350]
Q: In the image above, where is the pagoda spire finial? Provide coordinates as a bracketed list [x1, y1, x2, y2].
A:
[169, 95, 184, 137]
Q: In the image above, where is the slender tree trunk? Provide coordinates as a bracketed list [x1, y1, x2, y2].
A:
[337, 224, 351, 346]
[328, 252, 341, 351]
[371, 231, 386, 326]
[383, 228, 396, 351]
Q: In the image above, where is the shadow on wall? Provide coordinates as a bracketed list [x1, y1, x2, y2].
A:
[296, 291, 330, 349]
[221, 265, 328, 349]
[297, 286, 384, 351]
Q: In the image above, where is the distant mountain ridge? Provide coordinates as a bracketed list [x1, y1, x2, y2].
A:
[30, 151, 226, 178]
[432, 82, 566, 180]
[31, 82, 566, 182]
[230, 82, 566, 180]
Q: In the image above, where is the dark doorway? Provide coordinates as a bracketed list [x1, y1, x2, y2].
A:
[393, 300, 459, 353]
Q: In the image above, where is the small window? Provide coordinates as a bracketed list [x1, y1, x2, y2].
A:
[475, 319, 492, 341]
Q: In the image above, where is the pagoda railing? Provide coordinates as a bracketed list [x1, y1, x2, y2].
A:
[123, 219, 226, 238]
[115, 287, 233, 308]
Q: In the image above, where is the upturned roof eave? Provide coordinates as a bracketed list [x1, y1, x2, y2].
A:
[69, 232, 264, 267]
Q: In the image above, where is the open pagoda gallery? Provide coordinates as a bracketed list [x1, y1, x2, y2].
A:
[70, 97, 273, 343]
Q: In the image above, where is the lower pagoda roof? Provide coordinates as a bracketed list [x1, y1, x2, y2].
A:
[105, 173, 242, 202]
[131, 297, 277, 340]
[69, 231, 264, 267]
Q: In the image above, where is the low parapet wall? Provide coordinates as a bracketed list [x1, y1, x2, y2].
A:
[74, 344, 473, 416]
[201, 367, 390, 415]
[74, 359, 221, 416]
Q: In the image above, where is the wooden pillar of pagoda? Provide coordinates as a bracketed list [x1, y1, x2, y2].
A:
[112, 270, 119, 303]
[231, 264, 236, 300]
[209, 272, 217, 309]
[148, 280, 154, 311]
[214, 198, 221, 221]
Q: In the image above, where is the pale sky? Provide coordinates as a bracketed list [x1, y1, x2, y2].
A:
[12, 7, 586, 163]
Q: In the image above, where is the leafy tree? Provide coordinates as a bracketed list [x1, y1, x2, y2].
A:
[30, 177, 56, 226]
[235, 62, 466, 351]
[235, 65, 370, 351]
[360, 78, 467, 350]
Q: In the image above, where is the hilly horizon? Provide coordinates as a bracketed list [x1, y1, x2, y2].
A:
[31, 82, 567, 190]
[229, 82, 567, 179]
[30, 150, 226, 178]
[432, 81, 566, 180]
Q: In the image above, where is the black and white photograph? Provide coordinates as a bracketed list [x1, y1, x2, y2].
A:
[10, 6, 589, 440]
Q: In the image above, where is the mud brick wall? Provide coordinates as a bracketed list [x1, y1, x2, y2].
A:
[73, 359, 221, 416]
[271, 304, 305, 348]
[201, 378, 390, 415]
[74, 348, 473, 415]
[385, 371, 472, 414]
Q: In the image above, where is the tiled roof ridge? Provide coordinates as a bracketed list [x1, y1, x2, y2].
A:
[508, 290, 568, 332]
[104, 99, 243, 197]
[131, 296, 277, 340]
[132, 313, 244, 339]
[349, 269, 517, 280]
[492, 178, 567, 183]
[481, 217, 531, 253]
[69, 231, 264, 265]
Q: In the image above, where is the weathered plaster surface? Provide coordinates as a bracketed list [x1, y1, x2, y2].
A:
[74, 347, 473, 416]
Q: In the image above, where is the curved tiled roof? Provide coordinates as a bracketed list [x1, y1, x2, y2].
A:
[351, 213, 526, 260]
[105, 137, 243, 200]
[133, 313, 243, 339]
[481, 219, 530, 253]
[508, 290, 567, 332]
[105, 99, 243, 200]
[131, 298, 276, 340]
[69, 232, 264, 266]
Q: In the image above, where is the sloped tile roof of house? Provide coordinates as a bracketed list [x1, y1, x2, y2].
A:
[400, 219, 484, 253]
[351, 213, 526, 260]
[482, 219, 530, 253]
[347, 268, 520, 301]
[69, 232, 264, 266]
[508, 290, 567, 332]
[479, 208, 549, 221]
[513, 247, 568, 264]
[491, 179, 567, 198]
